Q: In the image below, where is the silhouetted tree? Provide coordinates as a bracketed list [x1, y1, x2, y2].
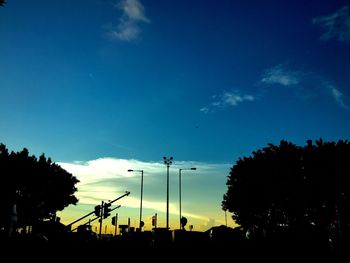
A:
[222, 139, 350, 248]
[0, 0, 6, 7]
[0, 143, 79, 232]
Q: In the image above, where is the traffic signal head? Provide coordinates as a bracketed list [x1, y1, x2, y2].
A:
[94, 205, 101, 217]
[111, 216, 116, 226]
[103, 203, 111, 219]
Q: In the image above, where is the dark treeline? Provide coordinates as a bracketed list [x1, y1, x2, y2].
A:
[223, 139, 350, 254]
[0, 144, 79, 237]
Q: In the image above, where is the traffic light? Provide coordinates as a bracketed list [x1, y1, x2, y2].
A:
[103, 203, 111, 219]
[111, 216, 116, 226]
[94, 205, 101, 217]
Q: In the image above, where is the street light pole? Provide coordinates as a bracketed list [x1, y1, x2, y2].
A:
[140, 170, 143, 230]
[128, 169, 144, 231]
[179, 167, 196, 229]
[163, 157, 173, 230]
[179, 169, 182, 230]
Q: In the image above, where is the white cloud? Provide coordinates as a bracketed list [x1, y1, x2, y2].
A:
[261, 64, 350, 110]
[199, 107, 209, 114]
[313, 5, 350, 43]
[118, 0, 149, 22]
[110, 0, 149, 41]
[261, 64, 300, 86]
[327, 84, 350, 110]
[222, 92, 255, 106]
[59, 158, 137, 184]
[110, 21, 140, 41]
[57, 158, 231, 226]
[200, 90, 255, 113]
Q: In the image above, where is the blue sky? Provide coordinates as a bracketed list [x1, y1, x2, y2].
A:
[1, 0, 350, 231]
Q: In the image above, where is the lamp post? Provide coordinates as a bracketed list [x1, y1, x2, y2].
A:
[128, 169, 144, 231]
[163, 156, 173, 229]
[179, 167, 196, 229]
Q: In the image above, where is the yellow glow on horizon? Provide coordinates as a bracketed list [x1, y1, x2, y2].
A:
[57, 158, 238, 232]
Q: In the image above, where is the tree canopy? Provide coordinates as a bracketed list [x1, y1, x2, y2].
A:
[0, 143, 79, 229]
[222, 139, 350, 237]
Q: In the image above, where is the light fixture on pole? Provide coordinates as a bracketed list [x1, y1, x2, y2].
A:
[179, 167, 196, 229]
[163, 156, 173, 230]
[128, 169, 144, 231]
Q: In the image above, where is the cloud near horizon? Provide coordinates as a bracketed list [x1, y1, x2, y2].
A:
[200, 90, 255, 113]
[58, 158, 231, 226]
[313, 5, 350, 43]
[109, 0, 150, 41]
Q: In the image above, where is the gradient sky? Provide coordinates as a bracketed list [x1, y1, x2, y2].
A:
[1, 0, 350, 232]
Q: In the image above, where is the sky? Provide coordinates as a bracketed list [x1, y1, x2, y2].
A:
[1, 0, 350, 232]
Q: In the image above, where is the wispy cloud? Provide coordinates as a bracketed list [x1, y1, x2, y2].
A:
[109, 0, 150, 41]
[261, 64, 301, 86]
[313, 5, 350, 43]
[199, 107, 209, 114]
[327, 84, 350, 110]
[200, 90, 255, 113]
[261, 64, 350, 110]
[222, 92, 255, 106]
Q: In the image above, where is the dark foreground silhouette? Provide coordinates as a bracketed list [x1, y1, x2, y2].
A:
[2, 225, 348, 261]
